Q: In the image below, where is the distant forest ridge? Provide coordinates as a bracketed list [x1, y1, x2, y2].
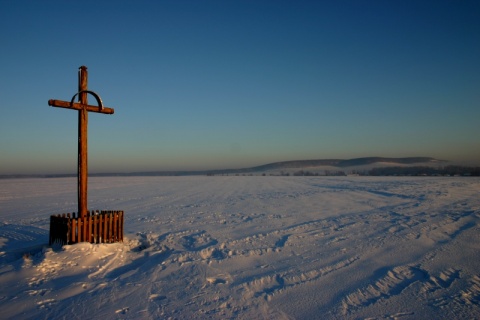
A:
[1, 157, 466, 179]
[248, 157, 441, 171]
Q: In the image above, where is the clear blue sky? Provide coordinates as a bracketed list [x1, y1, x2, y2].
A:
[1, 0, 479, 174]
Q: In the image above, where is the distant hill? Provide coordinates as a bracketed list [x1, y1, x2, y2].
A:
[0, 157, 452, 179]
[119, 157, 444, 176]
[247, 157, 440, 172]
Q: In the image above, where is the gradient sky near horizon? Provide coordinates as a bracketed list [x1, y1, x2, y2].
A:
[1, 0, 479, 174]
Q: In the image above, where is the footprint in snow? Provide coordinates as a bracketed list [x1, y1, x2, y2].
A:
[115, 307, 129, 314]
[149, 293, 167, 300]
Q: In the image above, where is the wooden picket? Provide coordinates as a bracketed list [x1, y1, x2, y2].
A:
[49, 210, 124, 245]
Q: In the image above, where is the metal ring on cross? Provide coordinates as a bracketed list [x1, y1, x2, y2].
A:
[70, 90, 104, 111]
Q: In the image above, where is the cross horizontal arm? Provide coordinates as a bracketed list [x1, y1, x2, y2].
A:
[48, 99, 115, 114]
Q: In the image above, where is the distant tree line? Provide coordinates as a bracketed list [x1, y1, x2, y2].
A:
[277, 166, 480, 177]
[293, 170, 320, 176]
[290, 170, 347, 176]
[365, 166, 480, 176]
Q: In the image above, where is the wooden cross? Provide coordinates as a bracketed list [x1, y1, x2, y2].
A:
[48, 66, 115, 218]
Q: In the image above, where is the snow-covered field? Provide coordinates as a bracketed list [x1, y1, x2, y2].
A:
[1, 176, 479, 319]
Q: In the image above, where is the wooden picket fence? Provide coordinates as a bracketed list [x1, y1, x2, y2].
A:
[49, 210, 124, 245]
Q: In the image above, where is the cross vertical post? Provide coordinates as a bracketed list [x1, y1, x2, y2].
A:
[78, 66, 88, 218]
